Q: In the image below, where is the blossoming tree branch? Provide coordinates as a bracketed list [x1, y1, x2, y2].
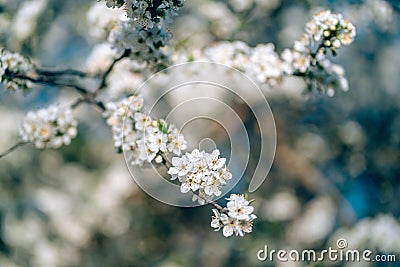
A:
[0, 0, 355, 237]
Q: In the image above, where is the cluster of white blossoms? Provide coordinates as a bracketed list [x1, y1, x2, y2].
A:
[0, 49, 34, 92]
[211, 194, 257, 237]
[281, 10, 355, 76]
[174, 41, 283, 88]
[305, 9, 356, 50]
[109, 20, 171, 69]
[174, 9, 355, 93]
[330, 214, 400, 253]
[105, 97, 255, 237]
[280, 10, 355, 94]
[280, 47, 310, 75]
[105, 0, 185, 69]
[203, 41, 251, 71]
[19, 105, 78, 149]
[168, 149, 233, 204]
[103, 95, 187, 165]
[246, 43, 283, 87]
[103, 95, 144, 151]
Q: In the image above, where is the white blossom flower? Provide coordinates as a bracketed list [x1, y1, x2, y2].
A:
[168, 149, 232, 202]
[210, 194, 257, 237]
[0, 49, 34, 92]
[167, 128, 187, 155]
[19, 105, 78, 149]
[221, 214, 237, 237]
[226, 194, 254, 220]
[134, 112, 151, 131]
[168, 156, 192, 180]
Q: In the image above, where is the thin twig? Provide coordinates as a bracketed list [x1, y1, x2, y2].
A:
[95, 49, 131, 93]
[70, 96, 106, 111]
[0, 141, 27, 159]
[70, 98, 85, 109]
[192, 190, 225, 211]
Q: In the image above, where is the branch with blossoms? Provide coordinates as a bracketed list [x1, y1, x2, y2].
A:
[102, 94, 257, 237]
[0, 1, 356, 238]
[172, 9, 355, 95]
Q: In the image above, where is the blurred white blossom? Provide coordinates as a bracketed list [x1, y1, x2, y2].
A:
[19, 105, 78, 149]
[203, 41, 251, 71]
[0, 49, 34, 92]
[85, 43, 118, 73]
[198, 1, 240, 38]
[287, 196, 336, 246]
[246, 43, 283, 87]
[281, 48, 311, 74]
[229, 0, 253, 12]
[11, 0, 47, 43]
[330, 214, 400, 253]
[87, 1, 126, 40]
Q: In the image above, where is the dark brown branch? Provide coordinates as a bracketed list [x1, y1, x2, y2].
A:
[13, 73, 89, 95]
[0, 141, 27, 159]
[36, 68, 92, 78]
[13, 71, 107, 111]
